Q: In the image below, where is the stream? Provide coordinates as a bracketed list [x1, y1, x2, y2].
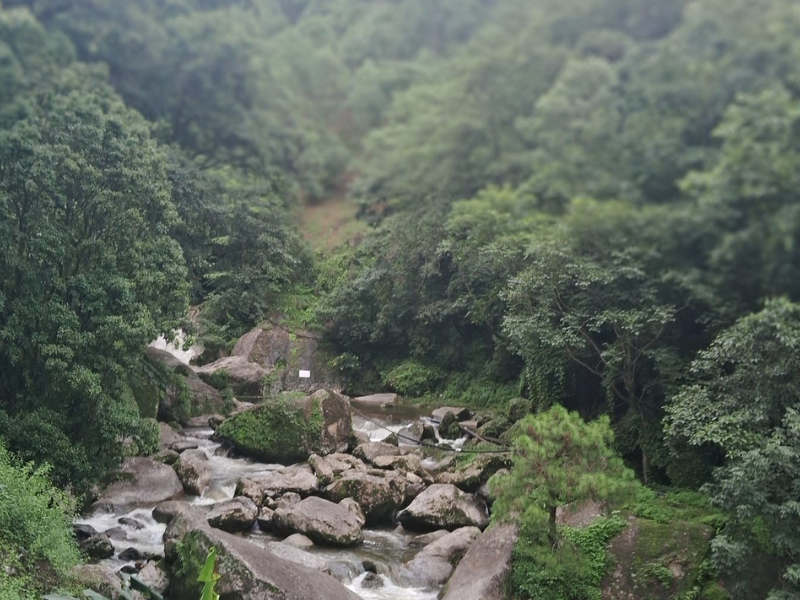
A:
[75, 402, 461, 599]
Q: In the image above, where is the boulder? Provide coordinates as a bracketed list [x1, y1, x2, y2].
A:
[397, 484, 489, 531]
[409, 529, 450, 549]
[236, 465, 319, 506]
[352, 393, 400, 406]
[265, 542, 331, 574]
[171, 441, 199, 453]
[158, 423, 182, 447]
[137, 560, 169, 596]
[152, 448, 180, 465]
[257, 507, 274, 531]
[118, 547, 147, 562]
[435, 454, 512, 493]
[194, 355, 269, 398]
[432, 407, 471, 421]
[400, 526, 481, 587]
[88, 458, 183, 514]
[438, 412, 462, 440]
[275, 492, 302, 510]
[71, 564, 123, 599]
[396, 420, 436, 446]
[371, 454, 429, 479]
[309, 453, 366, 486]
[217, 390, 353, 463]
[174, 449, 212, 496]
[361, 572, 384, 589]
[283, 534, 315, 549]
[81, 534, 115, 561]
[272, 497, 363, 547]
[440, 523, 518, 600]
[165, 508, 361, 600]
[118, 518, 145, 530]
[352, 442, 406, 463]
[103, 527, 127, 541]
[152, 500, 194, 524]
[324, 470, 405, 524]
[507, 397, 532, 422]
[207, 497, 259, 533]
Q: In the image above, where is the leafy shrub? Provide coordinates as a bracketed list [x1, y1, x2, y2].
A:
[0, 442, 79, 599]
[382, 360, 444, 397]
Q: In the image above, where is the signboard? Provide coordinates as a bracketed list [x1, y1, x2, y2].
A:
[299, 370, 311, 379]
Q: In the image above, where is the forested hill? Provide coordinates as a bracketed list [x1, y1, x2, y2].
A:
[2, 0, 800, 598]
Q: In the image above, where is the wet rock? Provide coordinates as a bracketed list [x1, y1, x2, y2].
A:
[73, 524, 99, 543]
[283, 533, 315, 549]
[71, 564, 123, 599]
[272, 497, 363, 547]
[170, 441, 199, 453]
[266, 542, 331, 574]
[324, 470, 405, 524]
[397, 484, 489, 531]
[158, 423, 183, 448]
[440, 523, 518, 600]
[207, 497, 259, 533]
[309, 453, 366, 486]
[339, 498, 366, 528]
[397, 420, 436, 446]
[194, 355, 269, 398]
[118, 517, 145, 530]
[438, 412, 462, 440]
[104, 527, 127, 541]
[236, 465, 319, 506]
[361, 572, 384, 589]
[400, 526, 481, 587]
[152, 448, 180, 465]
[507, 398, 532, 422]
[275, 492, 302, 510]
[352, 442, 406, 463]
[409, 529, 449, 548]
[119, 547, 147, 562]
[174, 449, 212, 496]
[152, 500, 194, 524]
[217, 390, 353, 463]
[352, 393, 400, 406]
[88, 458, 184, 514]
[165, 508, 360, 600]
[431, 407, 471, 421]
[257, 507, 274, 531]
[371, 454, 429, 480]
[81, 534, 115, 561]
[362, 560, 378, 574]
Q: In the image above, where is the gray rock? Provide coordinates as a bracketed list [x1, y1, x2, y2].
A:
[431, 407, 471, 421]
[309, 453, 366, 486]
[118, 547, 147, 562]
[400, 526, 481, 587]
[73, 524, 98, 542]
[438, 412, 462, 440]
[324, 470, 405, 524]
[88, 458, 184, 514]
[435, 454, 512, 493]
[137, 560, 169, 595]
[195, 356, 269, 398]
[158, 422, 182, 447]
[236, 465, 319, 506]
[361, 572, 384, 589]
[174, 449, 212, 496]
[71, 564, 123, 599]
[266, 542, 331, 574]
[257, 507, 274, 531]
[170, 441, 199, 453]
[372, 454, 430, 481]
[283, 533, 315, 549]
[352, 442, 406, 463]
[81, 534, 114, 561]
[397, 484, 489, 531]
[276, 492, 302, 510]
[103, 527, 127, 541]
[397, 420, 436, 446]
[440, 523, 518, 600]
[164, 508, 360, 600]
[118, 517, 145, 530]
[272, 497, 363, 547]
[152, 448, 180, 465]
[152, 500, 194, 524]
[409, 529, 449, 548]
[352, 393, 400, 406]
[207, 497, 259, 533]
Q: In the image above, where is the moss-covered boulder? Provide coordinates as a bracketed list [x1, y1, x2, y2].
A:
[323, 470, 406, 524]
[216, 390, 353, 463]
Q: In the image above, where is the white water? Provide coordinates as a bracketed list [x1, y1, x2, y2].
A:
[78, 408, 466, 599]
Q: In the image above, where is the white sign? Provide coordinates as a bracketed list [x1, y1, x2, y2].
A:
[299, 370, 311, 379]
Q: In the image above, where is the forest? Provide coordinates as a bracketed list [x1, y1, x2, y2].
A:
[1, 0, 799, 599]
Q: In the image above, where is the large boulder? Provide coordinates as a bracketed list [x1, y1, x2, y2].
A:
[236, 465, 319, 506]
[264, 542, 331, 574]
[174, 449, 212, 496]
[324, 470, 406, 524]
[396, 420, 436, 446]
[272, 497, 363, 547]
[352, 442, 406, 463]
[194, 356, 269, 398]
[207, 497, 259, 533]
[152, 500, 194, 524]
[71, 564, 124, 599]
[440, 523, 518, 600]
[88, 458, 183, 514]
[216, 390, 353, 463]
[165, 508, 360, 600]
[400, 526, 481, 587]
[397, 484, 489, 531]
[432, 407, 471, 421]
[309, 453, 366, 486]
[351, 393, 399, 407]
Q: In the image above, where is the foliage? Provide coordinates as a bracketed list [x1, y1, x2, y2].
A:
[667, 299, 800, 598]
[0, 442, 79, 600]
[381, 360, 444, 398]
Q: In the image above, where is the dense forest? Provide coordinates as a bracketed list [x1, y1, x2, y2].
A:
[1, 0, 800, 598]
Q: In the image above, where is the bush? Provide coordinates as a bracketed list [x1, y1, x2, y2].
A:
[0, 442, 80, 599]
[382, 360, 444, 397]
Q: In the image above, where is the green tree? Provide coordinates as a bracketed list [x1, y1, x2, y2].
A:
[667, 299, 800, 599]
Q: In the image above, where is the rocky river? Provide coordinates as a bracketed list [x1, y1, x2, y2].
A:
[72, 397, 514, 600]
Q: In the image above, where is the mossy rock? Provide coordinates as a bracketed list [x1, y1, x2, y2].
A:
[507, 397, 532, 422]
[602, 517, 714, 600]
[216, 390, 353, 463]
